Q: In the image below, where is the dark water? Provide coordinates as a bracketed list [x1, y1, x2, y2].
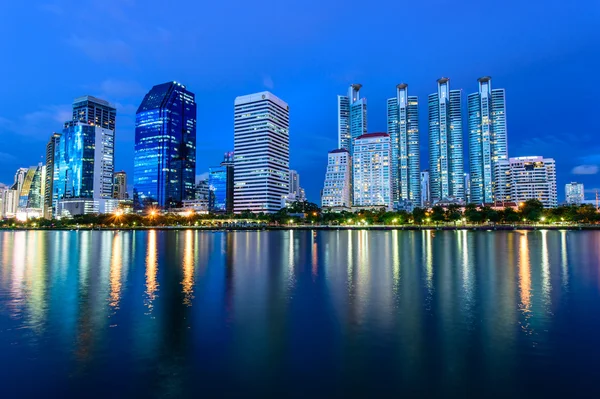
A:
[1, 229, 600, 397]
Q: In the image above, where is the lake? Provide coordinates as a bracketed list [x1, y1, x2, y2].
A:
[1, 229, 600, 397]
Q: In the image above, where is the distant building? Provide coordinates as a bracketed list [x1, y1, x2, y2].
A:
[321, 149, 352, 209]
[195, 179, 210, 201]
[468, 77, 508, 204]
[494, 156, 557, 208]
[113, 171, 128, 200]
[420, 170, 430, 207]
[338, 84, 367, 153]
[429, 78, 464, 203]
[289, 170, 300, 198]
[387, 83, 420, 209]
[209, 165, 228, 213]
[69, 95, 116, 131]
[352, 133, 392, 209]
[1, 184, 18, 219]
[133, 82, 197, 209]
[464, 173, 471, 204]
[565, 182, 584, 205]
[44, 133, 61, 219]
[16, 164, 45, 220]
[234, 91, 289, 214]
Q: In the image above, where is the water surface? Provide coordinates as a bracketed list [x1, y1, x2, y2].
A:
[1, 229, 600, 397]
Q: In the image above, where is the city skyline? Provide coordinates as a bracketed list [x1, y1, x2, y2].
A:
[0, 1, 598, 202]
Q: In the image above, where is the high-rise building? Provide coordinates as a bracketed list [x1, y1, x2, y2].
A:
[338, 84, 367, 153]
[428, 78, 464, 203]
[468, 77, 508, 204]
[233, 91, 289, 214]
[44, 133, 61, 218]
[133, 82, 197, 209]
[53, 123, 115, 213]
[565, 182, 585, 205]
[209, 152, 234, 213]
[387, 83, 420, 208]
[16, 164, 45, 219]
[289, 170, 300, 198]
[321, 149, 352, 209]
[69, 95, 116, 131]
[494, 156, 557, 208]
[12, 168, 28, 194]
[113, 171, 128, 199]
[353, 133, 392, 209]
[1, 186, 18, 219]
[420, 170, 430, 207]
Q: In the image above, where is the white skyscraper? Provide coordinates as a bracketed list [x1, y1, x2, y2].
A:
[565, 182, 584, 205]
[233, 91, 289, 214]
[494, 156, 557, 208]
[338, 84, 367, 153]
[420, 170, 430, 207]
[321, 149, 352, 209]
[289, 170, 300, 197]
[353, 133, 392, 209]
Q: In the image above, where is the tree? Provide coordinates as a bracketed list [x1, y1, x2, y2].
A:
[503, 207, 520, 223]
[446, 204, 462, 224]
[520, 199, 544, 222]
[412, 207, 426, 224]
[464, 204, 483, 224]
[431, 206, 446, 223]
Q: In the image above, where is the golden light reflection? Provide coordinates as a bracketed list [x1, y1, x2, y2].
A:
[109, 232, 123, 310]
[541, 230, 552, 309]
[182, 230, 195, 306]
[145, 230, 159, 312]
[10, 232, 26, 315]
[311, 231, 318, 278]
[518, 232, 532, 332]
[392, 229, 400, 285]
[424, 231, 433, 294]
[347, 230, 353, 286]
[560, 230, 569, 289]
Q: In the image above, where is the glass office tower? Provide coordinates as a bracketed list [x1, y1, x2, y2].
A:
[209, 166, 227, 212]
[468, 77, 507, 204]
[428, 78, 464, 203]
[133, 82, 197, 209]
[338, 84, 367, 153]
[387, 83, 420, 209]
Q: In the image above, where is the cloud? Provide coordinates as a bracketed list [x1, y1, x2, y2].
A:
[0, 105, 71, 139]
[0, 152, 17, 163]
[572, 165, 599, 175]
[196, 172, 209, 183]
[99, 79, 146, 99]
[66, 36, 133, 65]
[263, 75, 274, 90]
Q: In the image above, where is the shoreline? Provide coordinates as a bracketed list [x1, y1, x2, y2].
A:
[1, 224, 598, 232]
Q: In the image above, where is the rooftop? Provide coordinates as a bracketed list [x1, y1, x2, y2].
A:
[356, 132, 389, 140]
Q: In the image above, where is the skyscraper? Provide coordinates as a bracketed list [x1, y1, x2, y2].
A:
[44, 132, 61, 218]
[133, 82, 197, 209]
[464, 173, 471, 204]
[468, 77, 508, 204]
[289, 170, 300, 198]
[494, 156, 557, 208]
[69, 95, 116, 130]
[321, 149, 352, 209]
[428, 78, 464, 203]
[565, 182, 584, 205]
[113, 171, 128, 199]
[53, 123, 115, 212]
[233, 92, 289, 214]
[387, 83, 420, 208]
[208, 153, 234, 213]
[353, 133, 392, 209]
[338, 84, 367, 153]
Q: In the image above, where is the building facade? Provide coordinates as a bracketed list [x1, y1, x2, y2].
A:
[428, 78, 464, 203]
[420, 170, 430, 207]
[321, 149, 352, 209]
[352, 133, 392, 209]
[233, 92, 289, 214]
[468, 77, 508, 204]
[70, 95, 116, 131]
[464, 173, 471, 204]
[387, 84, 420, 209]
[494, 156, 557, 208]
[113, 171, 128, 199]
[17, 164, 45, 218]
[133, 82, 197, 209]
[289, 170, 300, 198]
[565, 182, 584, 205]
[44, 133, 61, 218]
[338, 84, 367, 153]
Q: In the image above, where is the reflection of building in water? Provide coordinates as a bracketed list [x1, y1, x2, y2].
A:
[518, 232, 532, 335]
[109, 233, 123, 310]
[182, 230, 195, 306]
[145, 230, 159, 312]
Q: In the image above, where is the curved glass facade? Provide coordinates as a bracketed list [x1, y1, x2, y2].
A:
[133, 82, 197, 209]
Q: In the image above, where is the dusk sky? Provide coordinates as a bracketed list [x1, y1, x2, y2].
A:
[0, 0, 598, 202]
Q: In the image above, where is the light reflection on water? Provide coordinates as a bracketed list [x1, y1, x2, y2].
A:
[1, 229, 600, 397]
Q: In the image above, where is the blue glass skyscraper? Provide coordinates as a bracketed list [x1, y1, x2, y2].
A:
[338, 84, 367, 154]
[428, 78, 464, 203]
[468, 77, 507, 204]
[134, 82, 197, 209]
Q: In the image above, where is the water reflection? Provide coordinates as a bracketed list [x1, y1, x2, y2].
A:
[1, 229, 600, 397]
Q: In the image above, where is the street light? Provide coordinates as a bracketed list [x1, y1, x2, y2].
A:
[540, 216, 546, 223]
[347, 219, 353, 224]
[392, 218, 398, 224]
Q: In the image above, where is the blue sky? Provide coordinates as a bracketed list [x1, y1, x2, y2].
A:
[0, 0, 599, 202]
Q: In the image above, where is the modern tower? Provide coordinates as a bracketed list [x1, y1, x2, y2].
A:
[468, 77, 507, 204]
[428, 78, 464, 203]
[321, 149, 352, 209]
[113, 171, 128, 200]
[338, 84, 367, 153]
[69, 95, 116, 131]
[44, 132, 61, 218]
[352, 133, 392, 209]
[233, 92, 289, 214]
[565, 182, 584, 205]
[387, 83, 420, 209]
[289, 170, 300, 198]
[208, 152, 234, 213]
[420, 170, 430, 207]
[494, 156, 557, 208]
[133, 82, 197, 209]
